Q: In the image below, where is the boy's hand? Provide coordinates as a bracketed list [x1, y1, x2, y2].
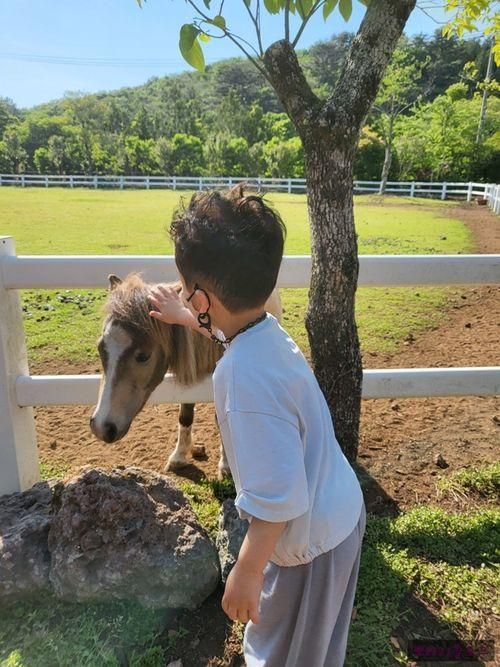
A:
[222, 560, 263, 625]
[149, 285, 194, 327]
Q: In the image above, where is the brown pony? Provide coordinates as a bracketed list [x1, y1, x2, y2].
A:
[90, 273, 282, 477]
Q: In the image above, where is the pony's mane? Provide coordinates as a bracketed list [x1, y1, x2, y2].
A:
[103, 273, 221, 385]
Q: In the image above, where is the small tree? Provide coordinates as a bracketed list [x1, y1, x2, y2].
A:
[136, 0, 416, 461]
[372, 45, 425, 193]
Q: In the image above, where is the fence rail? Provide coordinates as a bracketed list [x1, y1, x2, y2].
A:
[0, 174, 499, 212]
[1, 235, 500, 496]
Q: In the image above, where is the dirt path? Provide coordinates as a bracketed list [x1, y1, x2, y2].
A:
[34, 202, 499, 513]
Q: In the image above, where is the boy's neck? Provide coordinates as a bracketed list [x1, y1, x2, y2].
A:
[217, 305, 267, 340]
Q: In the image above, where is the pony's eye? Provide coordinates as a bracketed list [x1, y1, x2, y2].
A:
[135, 352, 151, 364]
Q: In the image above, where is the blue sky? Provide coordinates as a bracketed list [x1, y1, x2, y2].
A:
[1, 0, 451, 109]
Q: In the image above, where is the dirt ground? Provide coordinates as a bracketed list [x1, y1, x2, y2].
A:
[31, 202, 499, 665]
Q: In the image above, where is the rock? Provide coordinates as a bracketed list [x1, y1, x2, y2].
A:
[48, 467, 220, 609]
[434, 454, 449, 469]
[167, 661, 183, 667]
[216, 499, 248, 582]
[0, 481, 54, 602]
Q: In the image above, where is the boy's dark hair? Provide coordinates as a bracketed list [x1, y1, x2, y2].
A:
[170, 185, 286, 312]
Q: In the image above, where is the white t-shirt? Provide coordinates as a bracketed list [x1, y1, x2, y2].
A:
[213, 314, 364, 567]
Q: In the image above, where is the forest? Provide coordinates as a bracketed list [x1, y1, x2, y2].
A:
[1, 31, 498, 182]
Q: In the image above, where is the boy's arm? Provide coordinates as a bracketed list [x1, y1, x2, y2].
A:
[222, 518, 286, 625]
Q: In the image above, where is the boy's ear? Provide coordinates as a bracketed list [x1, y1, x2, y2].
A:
[108, 274, 122, 291]
[191, 288, 211, 314]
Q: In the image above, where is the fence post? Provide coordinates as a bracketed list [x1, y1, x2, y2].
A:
[288, 178, 292, 194]
[93, 175, 98, 189]
[120, 176, 124, 190]
[467, 182, 473, 202]
[0, 237, 40, 495]
[410, 182, 416, 197]
[441, 182, 447, 201]
[45, 176, 49, 188]
[21, 174, 25, 188]
[146, 176, 150, 190]
[198, 177, 202, 191]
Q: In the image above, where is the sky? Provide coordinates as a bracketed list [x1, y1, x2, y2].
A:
[0, 1, 452, 109]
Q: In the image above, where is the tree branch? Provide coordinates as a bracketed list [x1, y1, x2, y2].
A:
[242, 0, 264, 56]
[263, 39, 322, 133]
[285, 0, 290, 43]
[292, 1, 325, 48]
[322, 0, 416, 141]
[186, 0, 269, 80]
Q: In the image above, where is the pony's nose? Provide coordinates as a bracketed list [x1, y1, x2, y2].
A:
[103, 422, 118, 443]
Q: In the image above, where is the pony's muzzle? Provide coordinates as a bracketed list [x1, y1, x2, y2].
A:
[90, 416, 119, 443]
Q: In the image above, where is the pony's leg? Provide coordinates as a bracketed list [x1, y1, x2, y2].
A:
[218, 442, 231, 479]
[216, 412, 231, 479]
[166, 403, 194, 471]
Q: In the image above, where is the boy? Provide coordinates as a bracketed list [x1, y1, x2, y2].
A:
[149, 186, 365, 667]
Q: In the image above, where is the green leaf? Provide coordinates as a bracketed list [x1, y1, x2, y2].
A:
[202, 0, 211, 8]
[263, 0, 281, 14]
[296, 0, 314, 19]
[179, 24, 206, 73]
[339, 0, 352, 21]
[243, 0, 251, 6]
[199, 32, 211, 43]
[322, 0, 339, 20]
[212, 14, 227, 30]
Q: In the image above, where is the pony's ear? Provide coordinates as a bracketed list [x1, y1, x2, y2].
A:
[108, 274, 122, 291]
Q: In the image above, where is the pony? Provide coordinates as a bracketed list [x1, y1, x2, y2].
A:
[90, 273, 282, 477]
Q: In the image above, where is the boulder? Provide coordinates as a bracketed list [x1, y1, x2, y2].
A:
[216, 499, 248, 582]
[0, 481, 53, 601]
[48, 467, 220, 609]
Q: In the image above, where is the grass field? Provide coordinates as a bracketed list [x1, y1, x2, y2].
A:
[0, 188, 472, 365]
[2, 188, 495, 667]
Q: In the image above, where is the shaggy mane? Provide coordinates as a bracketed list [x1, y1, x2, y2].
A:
[103, 273, 221, 385]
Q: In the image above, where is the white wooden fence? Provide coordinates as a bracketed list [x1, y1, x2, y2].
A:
[0, 174, 499, 211]
[1, 235, 499, 496]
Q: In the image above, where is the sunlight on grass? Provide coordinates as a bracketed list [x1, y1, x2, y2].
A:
[0, 188, 474, 367]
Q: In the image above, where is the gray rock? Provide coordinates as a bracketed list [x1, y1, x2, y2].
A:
[48, 467, 220, 609]
[216, 499, 248, 582]
[0, 481, 54, 601]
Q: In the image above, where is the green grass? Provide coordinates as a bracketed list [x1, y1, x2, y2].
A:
[2, 504, 496, 667]
[0, 596, 167, 667]
[0, 188, 473, 365]
[347, 506, 500, 666]
[437, 462, 500, 501]
[39, 459, 71, 481]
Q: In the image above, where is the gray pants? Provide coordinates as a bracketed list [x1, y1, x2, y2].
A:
[244, 505, 366, 667]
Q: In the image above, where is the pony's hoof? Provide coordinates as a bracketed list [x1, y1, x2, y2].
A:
[165, 457, 189, 472]
[192, 444, 207, 459]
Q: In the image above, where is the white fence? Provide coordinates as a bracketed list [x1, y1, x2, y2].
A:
[0, 174, 499, 211]
[1, 235, 499, 496]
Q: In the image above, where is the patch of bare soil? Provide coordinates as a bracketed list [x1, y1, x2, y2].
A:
[32, 202, 499, 665]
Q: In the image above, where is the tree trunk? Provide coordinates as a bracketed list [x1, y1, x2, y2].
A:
[379, 143, 393, 195]
[304, 138, 362, 461]
[379, 116, 394, 195]
[262, 0, 416, 462]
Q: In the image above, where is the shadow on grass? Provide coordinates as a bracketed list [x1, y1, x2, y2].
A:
[346, 463, 496, 667]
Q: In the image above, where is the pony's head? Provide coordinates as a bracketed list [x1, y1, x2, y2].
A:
[90, 273, 211, 443]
